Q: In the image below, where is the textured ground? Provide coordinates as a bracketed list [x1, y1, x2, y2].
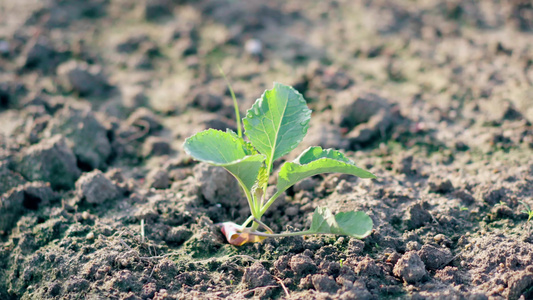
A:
[1, 0, 533, 299]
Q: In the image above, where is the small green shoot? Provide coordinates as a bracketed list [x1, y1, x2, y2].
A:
[183, 83, 376, 245]
[495, 201, 507, 207]
[339, 258, 344, 268]
[217, 65, 242, 138]
[520, 201, 533, 222]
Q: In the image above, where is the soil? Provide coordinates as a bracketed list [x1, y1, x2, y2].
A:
[1, 0, 533, 299]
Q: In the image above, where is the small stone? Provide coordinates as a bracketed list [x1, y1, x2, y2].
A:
[393, 251, 427, 284]
[433, 234, 452, 247]
[82, 211, 91, 220]
[244, 39, 263, 55]
[147, 168, 170, 189]
[86, 232, 95, 240]
[76, 170, 119, 204]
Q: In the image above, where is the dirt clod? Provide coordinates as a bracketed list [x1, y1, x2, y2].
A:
[312, 274, 339, 294]
[242, 262, 274, 289]
[147, 168, 170, 189]
[289, 254, 317, 276]
[15, 135, 81, 190]
[1, 1, 533, 299]
[46, 107, 112, 170]
[404, 202, 433, 230]
[393, 251, 427, 284]
[76, 170, 119, 204]
[56, 60, 110, 96]
[418, 244, 453, 270]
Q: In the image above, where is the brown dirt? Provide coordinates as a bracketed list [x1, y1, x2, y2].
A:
[1, 0, 533, 299]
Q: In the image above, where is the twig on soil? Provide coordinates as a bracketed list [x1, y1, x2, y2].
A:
[428, 211, 440, 226]
[141, 219, 145, 244]
[274, 276, 290, 298]
[117, 232, 133, 251]
[119, 238, 132, 251]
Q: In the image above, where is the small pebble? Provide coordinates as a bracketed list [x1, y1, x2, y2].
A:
[245, 39, 262, 55]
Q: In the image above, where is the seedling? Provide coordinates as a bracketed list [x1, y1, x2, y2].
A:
[520, 201, 533, 222]
[183, 83, 376, 245]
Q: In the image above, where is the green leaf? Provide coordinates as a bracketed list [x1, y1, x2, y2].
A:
[309, 207, 373, 239]
[183, 129, 265, 192]
[277, 146, 376, 192]
[251, 166, 268, 200]
[243, 82, 311, 168]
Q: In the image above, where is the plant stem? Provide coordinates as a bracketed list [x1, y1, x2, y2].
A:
[241, 215, 254, 228]
[251, 222, 260, 231]
[259, 189, 286, 216]
[217, 65, 242, 138]
[246, 230, 314, 238]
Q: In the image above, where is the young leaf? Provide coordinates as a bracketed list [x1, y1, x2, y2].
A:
[251, 166, 268, 202]
[277, 146, 376, 192]
[243, 82, 311, 168]
[309, 207, 373, 239]
[183, 129, 265, 192]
